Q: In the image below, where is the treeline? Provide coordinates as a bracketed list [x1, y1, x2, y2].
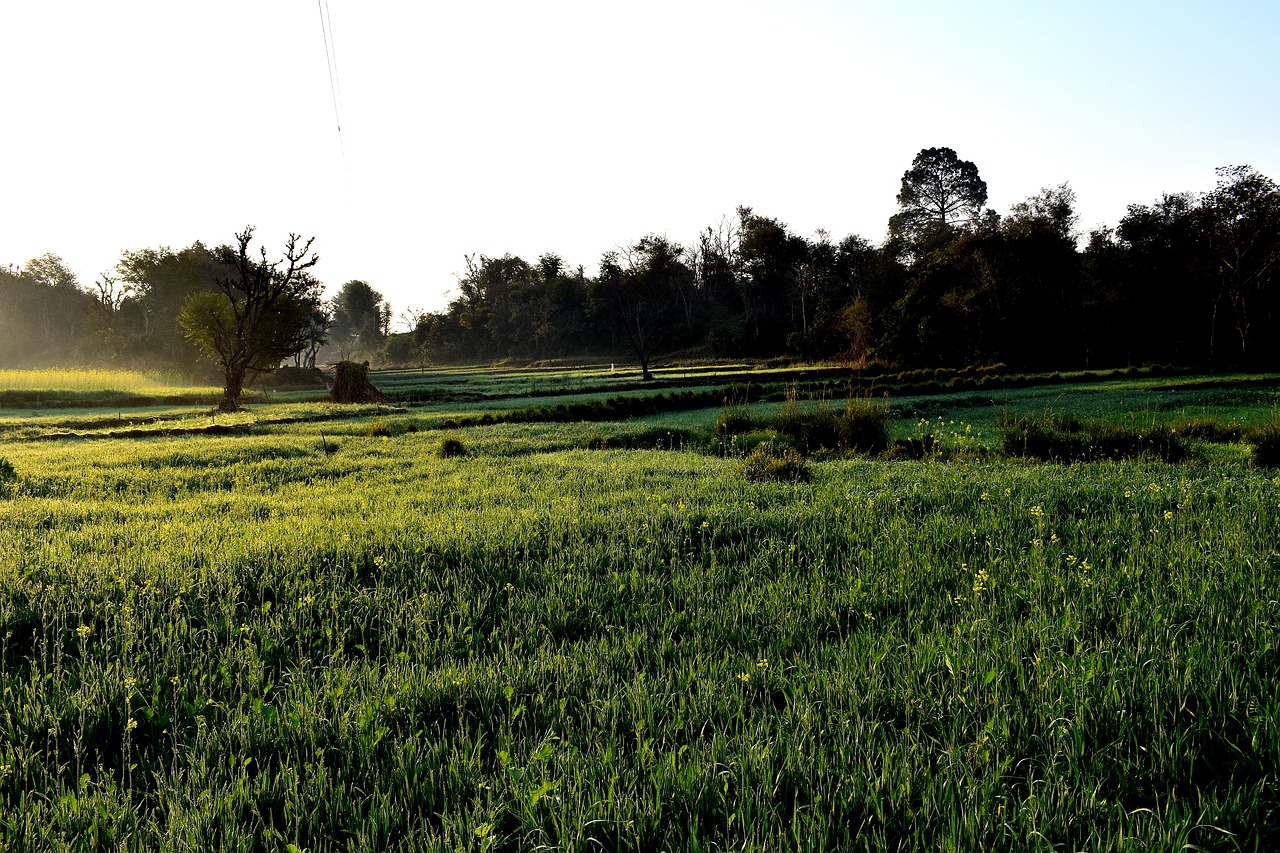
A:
[5, 150, 1279, 375]
[394, 154, 1280, 372]
[0, 246, 389, 376]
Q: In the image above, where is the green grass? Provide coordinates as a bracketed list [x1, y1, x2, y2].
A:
[0, 369, 215, 395]
[0, 369, 223, 411]
[1, 367, 1279, 848]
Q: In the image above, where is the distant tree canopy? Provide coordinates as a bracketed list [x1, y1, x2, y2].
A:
[6, 152, 1280, 377]
[114, 242, 228, 367]
[594, 236, 692, 380]
[330, 280, 389, 362]
[0, 255, 96, 368]
[390, 157, 1280, 374]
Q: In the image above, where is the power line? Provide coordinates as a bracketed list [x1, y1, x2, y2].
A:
[323, 0, 346, 128]
[317, 0, 346, 168]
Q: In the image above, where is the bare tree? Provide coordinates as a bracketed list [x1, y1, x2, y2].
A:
[179, 226, 321, 411]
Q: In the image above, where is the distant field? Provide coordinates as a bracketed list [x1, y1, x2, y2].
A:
[1, 364, 1278, 849]
[0, 368, 217, 395]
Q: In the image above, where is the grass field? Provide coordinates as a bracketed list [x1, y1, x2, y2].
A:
[1, 366, 1278, 850]
[0, 369, 225, 411]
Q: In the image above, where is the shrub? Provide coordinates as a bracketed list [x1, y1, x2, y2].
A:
[1171, 417, 1242, 443]
[1247, 421, 1280, 467]
[582, 434, 623, 450]
[736, 430, 800, 457]
[840, 398, 890, 455]
[771, 402, 841, 453]
[714, 398, 889, 458]
[713, 408, 758, 442]
[999, 413, 1187, 463]
[721, 383, 755, 407]
[368, 419, 421, 437]
[0, 457, 15, 498]
[624, 428, 694, 451]
[438, 436, 468, 458]
[739, 441, 811, 482]
[886, 434, 938, 460]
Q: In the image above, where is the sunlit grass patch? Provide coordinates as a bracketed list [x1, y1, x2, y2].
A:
[0, 368, 216, 394]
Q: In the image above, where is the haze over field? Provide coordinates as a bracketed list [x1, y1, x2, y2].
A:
[3, 0, 1278, 311]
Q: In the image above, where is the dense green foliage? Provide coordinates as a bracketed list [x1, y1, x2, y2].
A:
[1, 367, 1279, 848]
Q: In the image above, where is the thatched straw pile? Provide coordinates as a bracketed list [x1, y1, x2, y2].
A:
[330, 361, 387, 404]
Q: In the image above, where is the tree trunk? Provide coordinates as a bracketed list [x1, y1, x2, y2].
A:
[219, 366, 246, 413]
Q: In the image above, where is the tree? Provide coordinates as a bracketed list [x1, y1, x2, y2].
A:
[115, 242, 226, 367]
[987, 184, 1084, 367]
[0, 256, 98, 366]
[1198, 166, 1280, 365]
[23, 253, 80, 291]
[595, 236, 690, 380]
[293, 302, 333, 369]
[330, 280, 389, 362]
[1004, 183, 1079, 242]
[179, 226, 321, 412]
[1117, 193, 1213, 367]
[734, 208, 806, 352]
[889, 147, 988, 252]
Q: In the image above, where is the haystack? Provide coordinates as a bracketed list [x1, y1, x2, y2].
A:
[330, 361, 387, 404]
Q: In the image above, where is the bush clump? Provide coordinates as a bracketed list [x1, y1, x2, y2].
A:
[713, 408, 759, 443]
[0, 457, 16, 498]
[738, 441, 811, 482]
[1171, 417, 1243, 443]
[438, 436, 468, 458]
[769, 399, 890, 456]
[714, 399, 889, 458]
[885, 434, 939, 461]
[625, 428, 694, 451]
[841, 398, 891, 455]
[582, 434, 624, 450]
[1247, 421, 1280, 467]
[721, 383, 757, 407]
[363, 416, 421, 438]
[1000, 413, 1188, 463]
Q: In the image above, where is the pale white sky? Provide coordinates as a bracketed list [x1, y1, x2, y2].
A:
[2, 1, 1277, 319]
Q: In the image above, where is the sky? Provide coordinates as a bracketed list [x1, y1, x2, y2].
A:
[3, 1, 1277, 321]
